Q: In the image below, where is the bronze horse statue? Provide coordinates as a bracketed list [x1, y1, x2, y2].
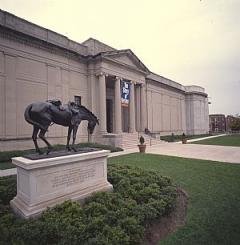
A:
[24, 100, 99, 154]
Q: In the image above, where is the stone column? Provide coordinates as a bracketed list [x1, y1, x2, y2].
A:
[98, 73, 107, 134]
[114, 77, 122, 134]
[129, 81, 136, 133]
[140, 84, 147, 131]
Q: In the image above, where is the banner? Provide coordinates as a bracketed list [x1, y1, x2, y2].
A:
[121, 80, 131, 107]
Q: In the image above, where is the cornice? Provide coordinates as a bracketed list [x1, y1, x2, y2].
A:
[102, 56, 149, 76]
[146, 78, 186, 95]
[185, 91, 208, 98]
[0, 9, 88, 55]
[0, 26, 87, 64]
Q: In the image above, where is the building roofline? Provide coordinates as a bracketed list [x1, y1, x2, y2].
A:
[82, 37, 116, 51]
[92, 49, 150, 74]
[0, 9, 88, 56]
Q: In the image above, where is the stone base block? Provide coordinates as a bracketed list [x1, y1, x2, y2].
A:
[10, 150, 112, 219]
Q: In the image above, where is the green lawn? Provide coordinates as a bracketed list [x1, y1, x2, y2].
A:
[0, 161, 15, 170]
[160, 134, 211, 142]
[109, 153, 240, 245]
[191, 135, 240, 147]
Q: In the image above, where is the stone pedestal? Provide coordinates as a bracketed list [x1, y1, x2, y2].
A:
[10, 150, 113, 219]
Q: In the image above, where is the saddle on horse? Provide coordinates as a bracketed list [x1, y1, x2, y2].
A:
[47, 99, 78, 114]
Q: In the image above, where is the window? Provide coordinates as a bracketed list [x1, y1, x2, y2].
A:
[74, 96, 81, 106]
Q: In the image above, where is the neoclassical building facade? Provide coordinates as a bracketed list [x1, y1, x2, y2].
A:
[0, 10, 209, 151]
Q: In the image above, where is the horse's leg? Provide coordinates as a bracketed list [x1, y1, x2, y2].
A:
[32, 126, 42, 154]
[66, 126, 73, 151]
[39, 129, 53, 155]
[71, 125, 79, 152]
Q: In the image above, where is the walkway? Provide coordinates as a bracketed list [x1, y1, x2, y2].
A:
[146, 143, 240, 164]
[1, 135, 240, 177]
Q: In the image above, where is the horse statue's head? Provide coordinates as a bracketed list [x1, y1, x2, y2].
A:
[73, 103, 99, 135]
[88, 118, 99, 134]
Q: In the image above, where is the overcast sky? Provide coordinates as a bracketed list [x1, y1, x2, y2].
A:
[1, 0, 240, 115]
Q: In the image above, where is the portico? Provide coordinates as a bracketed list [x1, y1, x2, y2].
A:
[97, 72, 147, 137]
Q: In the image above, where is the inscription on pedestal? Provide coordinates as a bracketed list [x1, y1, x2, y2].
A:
[11, 150, 112, 219]
[51, 167, 96, 188]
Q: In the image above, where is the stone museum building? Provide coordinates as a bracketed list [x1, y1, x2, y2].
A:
[0, 10, 209, 151]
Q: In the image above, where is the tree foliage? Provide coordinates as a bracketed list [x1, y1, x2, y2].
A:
[229, 117, 240, 131]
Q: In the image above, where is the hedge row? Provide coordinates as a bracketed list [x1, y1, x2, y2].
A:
[0, 164, 177, 245]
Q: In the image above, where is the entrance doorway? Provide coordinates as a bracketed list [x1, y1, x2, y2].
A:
[106, 99, 113, 133]
[122, 106, 129, 132]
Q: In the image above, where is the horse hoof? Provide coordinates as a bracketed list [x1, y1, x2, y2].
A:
[46, 149, 52, 155]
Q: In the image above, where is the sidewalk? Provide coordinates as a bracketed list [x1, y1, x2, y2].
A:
[0, 168, 17, 177]
[1, 137, 240, 177]
[146, 143, 240, 164]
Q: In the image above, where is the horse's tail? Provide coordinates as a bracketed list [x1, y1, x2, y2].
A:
[24, 104, 47, 131]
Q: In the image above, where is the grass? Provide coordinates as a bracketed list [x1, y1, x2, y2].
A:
[0, 161, 15, 170]
[191, 135, 240, 147]
[109, 153, 240, 245]
[160, 134, 211, 142]
[0, 143, 123, 170]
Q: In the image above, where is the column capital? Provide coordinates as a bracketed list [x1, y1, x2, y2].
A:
[95, 72, 108, 77]
[130, 80, 137, 85]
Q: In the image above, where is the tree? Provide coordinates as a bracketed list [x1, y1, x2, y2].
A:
[229, 116, 240, 131]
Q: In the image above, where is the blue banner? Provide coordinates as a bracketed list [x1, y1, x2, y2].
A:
[121, 81, 131, 107]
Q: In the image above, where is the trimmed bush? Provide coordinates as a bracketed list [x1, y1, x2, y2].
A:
[0, 164, 176, 245]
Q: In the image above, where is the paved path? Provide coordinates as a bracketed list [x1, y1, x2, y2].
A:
[146, 143, 240, 164]
[1, 136, 240, 177]
[0, 168, 17, 177]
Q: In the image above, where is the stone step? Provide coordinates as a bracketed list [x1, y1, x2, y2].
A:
[121, 133, 164, 149]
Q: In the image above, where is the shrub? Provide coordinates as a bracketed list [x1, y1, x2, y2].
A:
[0, 165, 176, 245]
[139, 136, 145, 145]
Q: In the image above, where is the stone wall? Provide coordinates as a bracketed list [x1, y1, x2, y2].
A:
[185, 92, 209, 135]
[146, 80, 209, 136]
[146, 79, 186, 135]
[0, 30, 89, 147]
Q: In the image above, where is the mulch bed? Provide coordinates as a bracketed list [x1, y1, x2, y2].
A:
[143, 188, 188, 245]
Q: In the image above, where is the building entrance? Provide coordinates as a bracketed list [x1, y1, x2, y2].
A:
[106, 99, 113, 133]
[122, 106, 129, 132]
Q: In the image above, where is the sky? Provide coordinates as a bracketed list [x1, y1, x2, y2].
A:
[1, 0, 240, 115]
